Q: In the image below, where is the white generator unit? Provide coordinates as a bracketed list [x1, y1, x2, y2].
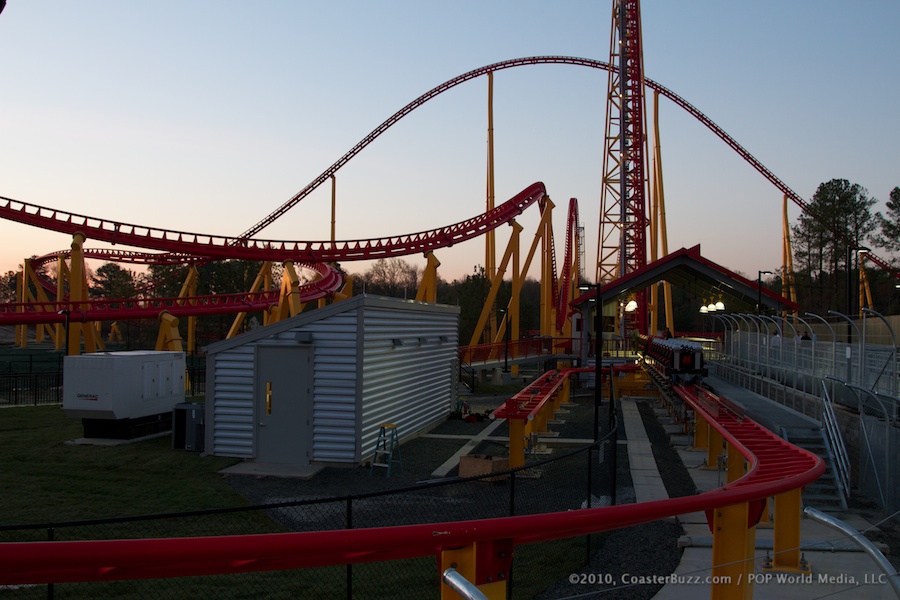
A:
[63, 351, 185, 439]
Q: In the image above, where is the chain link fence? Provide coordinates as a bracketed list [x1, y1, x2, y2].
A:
[0, 351, 206, 407]
[0, 429, 617, 599]
[711, 323, 900, 515]
[856, 391, 899, 515]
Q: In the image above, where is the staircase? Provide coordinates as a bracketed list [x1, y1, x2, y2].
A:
[783, 425, 848, 512]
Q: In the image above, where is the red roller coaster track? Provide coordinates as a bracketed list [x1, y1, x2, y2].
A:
[2, 55, 895, 327]
[0, 377, 823, 586]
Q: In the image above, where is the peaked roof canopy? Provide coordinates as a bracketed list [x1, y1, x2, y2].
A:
[575, 245, 797, 315]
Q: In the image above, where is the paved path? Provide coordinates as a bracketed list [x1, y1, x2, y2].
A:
[636, 392, 899, 600]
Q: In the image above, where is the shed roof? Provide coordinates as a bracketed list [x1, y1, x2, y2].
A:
[205, 294, 460, 355]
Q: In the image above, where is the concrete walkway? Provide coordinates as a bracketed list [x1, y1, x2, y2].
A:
[620, 400, 669, 504]
[633, 394, 899, 600]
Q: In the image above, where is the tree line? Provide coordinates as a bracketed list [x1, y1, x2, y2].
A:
[787, 179, 899, 316]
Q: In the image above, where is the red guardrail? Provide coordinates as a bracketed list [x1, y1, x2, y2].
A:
[0, 371, 824, 587]
[459, 337, 576, 364]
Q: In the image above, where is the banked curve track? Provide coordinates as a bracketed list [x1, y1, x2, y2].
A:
[0, 182, 546, 324]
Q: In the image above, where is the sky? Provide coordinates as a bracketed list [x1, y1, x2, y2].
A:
[0, 1, 898, 286]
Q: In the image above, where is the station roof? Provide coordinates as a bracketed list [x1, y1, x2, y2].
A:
[574, 245, 798, 315]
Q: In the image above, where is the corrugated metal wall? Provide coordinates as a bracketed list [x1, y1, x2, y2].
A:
[358, 305, 458, 462]
[207, 297, 459, 465]
[209, 345, 256, 457]
[301, 313, 360, 463]
[208, 312, 361, 461]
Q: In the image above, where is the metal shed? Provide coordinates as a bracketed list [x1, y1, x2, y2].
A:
[204, 295, 460, 467]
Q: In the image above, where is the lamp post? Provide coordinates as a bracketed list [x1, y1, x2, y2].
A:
[846, 246, 869, 320]
[577, 285, 604, 441]
[757, 271, 772, 315]
[57, 309, 71, 357]
[593, 287, 603, 442]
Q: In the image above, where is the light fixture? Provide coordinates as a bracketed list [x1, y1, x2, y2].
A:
[624, 300, 638, 312]
[707, 301, 717, 312]
[699, 303, 708, 314]
[715, 299, 725, 311]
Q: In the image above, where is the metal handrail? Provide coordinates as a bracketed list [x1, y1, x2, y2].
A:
[820, 381, 851, 502]
[442, 567, 489, 600]
[803, 507, 900, 598]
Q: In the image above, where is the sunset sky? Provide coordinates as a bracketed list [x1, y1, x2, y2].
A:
[1, 1, 897, 284]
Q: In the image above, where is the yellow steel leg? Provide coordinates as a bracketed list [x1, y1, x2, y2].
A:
[710, 501, 753, 600]
[692, 412, 709, 450]
[558, 377, 571, 409]
[768, 488, 808, 573]
[757, 497, 774, 528]
[726, 443, 745, 484]
[534, 404, 548, 435]
[440, 541, 509, 600]
[441, 544, 476, 600]
[155, 311, 184, 352]
[704, 428, 723, 470]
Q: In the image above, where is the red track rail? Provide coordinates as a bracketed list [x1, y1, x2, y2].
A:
[0, 182, 545, 263]
[235, 55, 895, 278]
[0, 262, 341, 325]
[492, 368, 574, 421]
[3, 54, 894, 331]
[0, 376, 823, 586]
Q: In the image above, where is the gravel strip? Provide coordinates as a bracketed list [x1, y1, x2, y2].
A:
[223, 392, 693, 598]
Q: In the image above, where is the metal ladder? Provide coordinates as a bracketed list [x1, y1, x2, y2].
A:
[369, 423, 402, 477]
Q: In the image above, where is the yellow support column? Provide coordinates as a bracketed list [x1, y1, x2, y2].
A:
[557, 378, 570, 412]
[175, 266, 198, 353]
[332, 274, 355, 302]
[228, 261, 273, 338]
[440, 540, 509, 600]
[710, 501, 754, 600]
[726, 443, 745, 484]
[155, 311, 184, 352]
[533, 403, 548, 436]
[467, 221, 522, 348]
[705, 428, 723, 470]
[767, 487, 808, 573]
[508, 419, 526, 469]
[758, 497, 774, 528]
[271, 260, 303, 323]
[415, 252, 441, 303]
[692, 412, 709, 450]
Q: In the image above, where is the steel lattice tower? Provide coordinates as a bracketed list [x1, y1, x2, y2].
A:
[596, 0, 649, 286]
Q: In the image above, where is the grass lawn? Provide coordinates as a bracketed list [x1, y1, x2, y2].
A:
[0, 404, 588, 598]
[0, 404, 250, 526]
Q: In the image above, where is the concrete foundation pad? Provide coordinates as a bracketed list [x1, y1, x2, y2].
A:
[219, 462, 324, 480]
[66, 431, 170, 446]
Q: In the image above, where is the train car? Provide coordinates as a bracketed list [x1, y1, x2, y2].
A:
[637, 334, 706, 378]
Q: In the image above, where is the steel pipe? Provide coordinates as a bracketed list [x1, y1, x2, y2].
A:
[803, 507, 900, 598]
[442, 567, 489, 600]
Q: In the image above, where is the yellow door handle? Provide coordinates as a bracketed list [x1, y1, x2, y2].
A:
[266, 381, 272, 415]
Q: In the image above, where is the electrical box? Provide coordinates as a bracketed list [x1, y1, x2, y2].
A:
[63, 351, 185, 420]
[173, 403, 205, 451]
